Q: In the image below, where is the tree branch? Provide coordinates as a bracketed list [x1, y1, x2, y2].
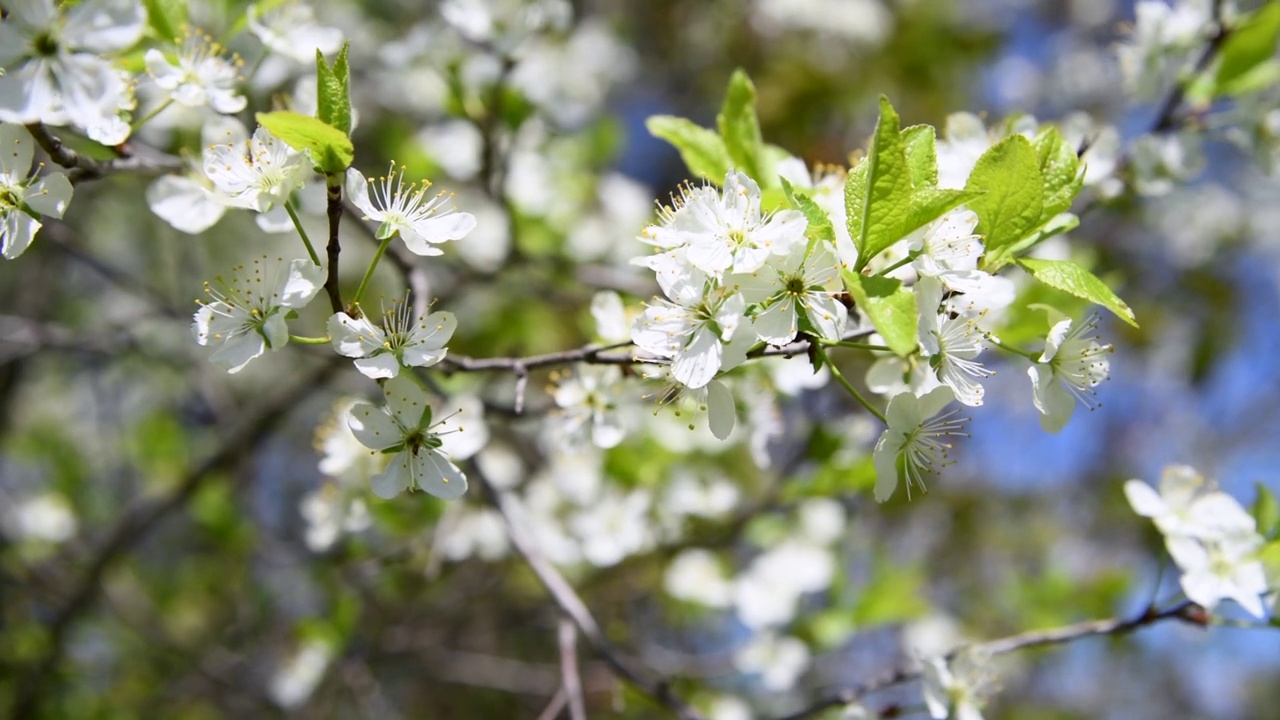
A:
[10, 360, 342, 719]
[324, 177, 345, 313]
[24, 123, 184, 184]
[772, 601, 1205, 720]
[1150, 0, 1230, 133]
[559, 618, 587, 720]
[471, 461, 705, 720]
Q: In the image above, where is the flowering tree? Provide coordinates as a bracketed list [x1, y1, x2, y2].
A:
[3, 0, 1280, 718]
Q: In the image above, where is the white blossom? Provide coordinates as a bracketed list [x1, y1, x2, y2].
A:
[632, 251, 750, 390]
[192, 257, 324, 373]
[642, 171, 806, 277]
[732, 632, 811, 692]
[203, 126, 312, 212]
[916, 277, 993, 407]
[0, 0, 144, 145]
[438, 506, 508, 562]
[300, 483, 371, 552]
[440, 0, 572, 54]
[569, 487, 654, 567]
[346, 166, 477, 256]
[247, 1, 343, 63]
[664, 548, 733, 607]
[328, 300, 456, 380]
[1124, 465, 1258, 543]
[268, 639, 332, 709]
[1168, 533, 1269, 618]
[873, 387, 966, 502]
[1126, 464, 1270, 618]
[1027, 312, 1111, 433]
[0, 123, 72, 260]
[348, 377, 470, 500]
[3, 492, 77, 543]
[922, 652, 992, 720]
[736, 239, 847, 345]
[550, 365, 632, 449]
[144, 30, 246, 114]
[732, 541, 836, 628]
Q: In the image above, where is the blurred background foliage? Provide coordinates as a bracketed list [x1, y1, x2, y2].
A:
[3, 0, 1280, 718]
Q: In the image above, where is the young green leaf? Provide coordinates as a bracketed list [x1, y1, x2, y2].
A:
[965, 135, 1044, 253]
[646, 115, 731, 181]
[1253, 482, 1280, 539]
[780, 177, 835, 243]
[901, 124, 939, 188]
[1216, 1, 1280, 92]
[847, 97, 914, 271]
[1033, 127, 1083, 220]
[843, 271, 919, 357]
[256, 111, 354, 175]
[717, 69, 765, 182]
[1017, 257, 1138, 327]
[315, 42, 352, 134]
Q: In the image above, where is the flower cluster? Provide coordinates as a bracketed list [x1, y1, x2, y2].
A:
[629, 171, 842, 427]
[1126, 465, 1272, 618]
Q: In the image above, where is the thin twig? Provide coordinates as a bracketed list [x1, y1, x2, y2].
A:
[1150, 0, 1230, 133]
[771, 601, 1204, 720]
[24, 123, 183, 183]
[470, 461, 705, 720]
[536, 688, 569, 720]
[559, 618, 587, 720]
[10, 361, 342, 719]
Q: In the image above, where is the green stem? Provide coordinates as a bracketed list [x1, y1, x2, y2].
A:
[289, 334, 331, 345]
[286, 201, 322, 267]
[817, 338, 894, 352]
[352, 234, 395, 308]
[875, 252, 916, 277]
[131, 99, 173, 132]
[988, 336, 1041, 361]
[816, 344, 888, 425]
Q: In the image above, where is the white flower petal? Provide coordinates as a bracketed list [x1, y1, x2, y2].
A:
[347, 402, 402, 452]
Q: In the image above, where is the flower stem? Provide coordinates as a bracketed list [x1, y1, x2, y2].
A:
[816, 344, 888, 424]
[987, 335, 1040, 361]
[875, 253, 916, 277]
[352, 234, 394, 308]
[131, 99, 173, 132]
[289, 334, 331, 345]
[818, 338, 894, 352]
[286, 201, 322, 266]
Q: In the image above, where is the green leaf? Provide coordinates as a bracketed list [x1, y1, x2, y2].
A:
[901, 124, 939, 187]
[843, 271, 919, 356]
[986, 212, 1080, 270]
[646, 115, 731, 181]
[1253, 482, 1280, 538]
[315, 42, 352, 134]
[1033, 127, 1083, 219]
[255, 111, 353, 174]
[780, 177, 835, 244]
[143, 0, 188, 41]
[1216, 1, 1280, 91]
[965, 134, 1044, 253]
[717, 69, 765, 182]
[847, 97, 914, 270]
[1017, 258, 1138, 327]
[906, 186, 981, 234]
[1219, 58, 1280, 96]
